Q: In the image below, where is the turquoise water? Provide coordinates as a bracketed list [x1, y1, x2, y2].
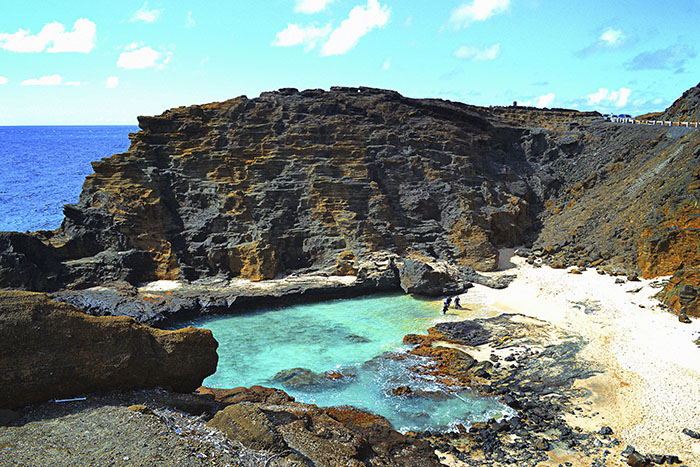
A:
[176, 293, 510, 432]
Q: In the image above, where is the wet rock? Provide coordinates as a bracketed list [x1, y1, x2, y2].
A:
[682, 427, 700, 439]
[391, 386, 413, 396]
[344, 333, 371, 343]
[325, 370, 345, 380]
[273, 368, 332, 390]
[0, 290, 218, 409]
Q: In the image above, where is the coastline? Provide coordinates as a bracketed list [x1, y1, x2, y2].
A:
[440, 249, 700, 465]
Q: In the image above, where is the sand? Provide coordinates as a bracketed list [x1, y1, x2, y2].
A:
[443, 249, 700, 465]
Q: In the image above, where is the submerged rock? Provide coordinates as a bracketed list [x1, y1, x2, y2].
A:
[273, 368, 334, 390]
[0, 290, 218, 408]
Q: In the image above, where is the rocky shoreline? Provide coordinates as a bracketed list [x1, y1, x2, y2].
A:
[2, 258, 700, 466]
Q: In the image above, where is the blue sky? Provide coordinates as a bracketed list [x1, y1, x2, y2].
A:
[0, 0, 698, 124]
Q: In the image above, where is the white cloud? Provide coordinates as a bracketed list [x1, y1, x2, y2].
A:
[587, 88, 609, 105]
[321, 0, 390, 56]
[273, 23, 331, 50]
[382, 57, 391, 70]
[21, 74, 63, 86]
[0, 77, 7, 85]
[117, 46, 162, 69]
[130, 2, 163, 23]
[449, 0, 509, 29]
[295, 0, 334, 14]
[64, 81, 83, 86]
[615, 88, 631, 107]
[586, 87, 632, 108]
[123, 42, 141, 51]
[105, 76, 119, 88]
[159, 51, 173, 69]
[185, 11, 196, 28]
[600, 28, 624, 46]
[535, 93, 555, 108]
[0, 18, 96, 53]
[454, 43, 501, 61]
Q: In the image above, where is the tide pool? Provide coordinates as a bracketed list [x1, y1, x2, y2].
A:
[175, 293, 510, 432]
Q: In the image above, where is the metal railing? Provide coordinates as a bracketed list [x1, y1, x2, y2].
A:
[609, 116, 700, 128]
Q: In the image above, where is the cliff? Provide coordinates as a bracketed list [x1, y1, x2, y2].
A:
[0, 86, 699, 319]
[638, 83, 700, 122]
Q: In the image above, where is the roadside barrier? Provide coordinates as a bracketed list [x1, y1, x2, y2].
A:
[609, 116, 699, 128]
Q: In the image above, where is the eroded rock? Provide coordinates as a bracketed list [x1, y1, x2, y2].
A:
[0, 290, 218, 408]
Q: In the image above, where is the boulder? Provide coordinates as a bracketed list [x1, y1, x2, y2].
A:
[398, 258, 463, 296]
[206, 390, 441, 467]
[0, 290, 218, 408]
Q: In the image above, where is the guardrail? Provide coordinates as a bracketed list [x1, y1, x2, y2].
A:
[609, 116, 700, 128]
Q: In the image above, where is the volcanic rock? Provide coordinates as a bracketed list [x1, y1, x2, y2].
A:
[207, 398, 441, 466]
[660, 267, 700, 317]
[0, 290, 218, 408]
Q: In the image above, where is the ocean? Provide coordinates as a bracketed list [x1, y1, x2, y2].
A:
[0, 125, 138, 232]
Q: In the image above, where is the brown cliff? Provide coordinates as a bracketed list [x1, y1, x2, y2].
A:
[0, 290, 218, 408]
[0, 86, 699, 319]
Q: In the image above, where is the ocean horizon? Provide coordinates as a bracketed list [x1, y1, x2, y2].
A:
[0, 125, 138, 232]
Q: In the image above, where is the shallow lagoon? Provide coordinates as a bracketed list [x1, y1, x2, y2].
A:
[175, 293, 510, 432]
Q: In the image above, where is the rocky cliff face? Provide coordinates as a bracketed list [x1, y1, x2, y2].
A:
[639, 83, 700, 122]
[0, 290, 218, 408]
[1, 86, 699, 317]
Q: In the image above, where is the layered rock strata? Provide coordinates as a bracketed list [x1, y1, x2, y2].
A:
[0, 85, 699, 315]
[0, 290, 218, 408]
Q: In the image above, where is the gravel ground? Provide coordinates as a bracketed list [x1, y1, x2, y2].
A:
[0, 391, 285, 467]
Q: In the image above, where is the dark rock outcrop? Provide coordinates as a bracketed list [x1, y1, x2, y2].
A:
[0, 290, 218, 408]
[661, 268, 700, 317]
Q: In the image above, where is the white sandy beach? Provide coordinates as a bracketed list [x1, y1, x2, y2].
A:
[443, 249, 700, 466]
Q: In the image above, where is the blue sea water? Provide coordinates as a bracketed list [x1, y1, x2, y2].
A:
[175, 293, 512, 432]
[0, 125, 137, 232]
